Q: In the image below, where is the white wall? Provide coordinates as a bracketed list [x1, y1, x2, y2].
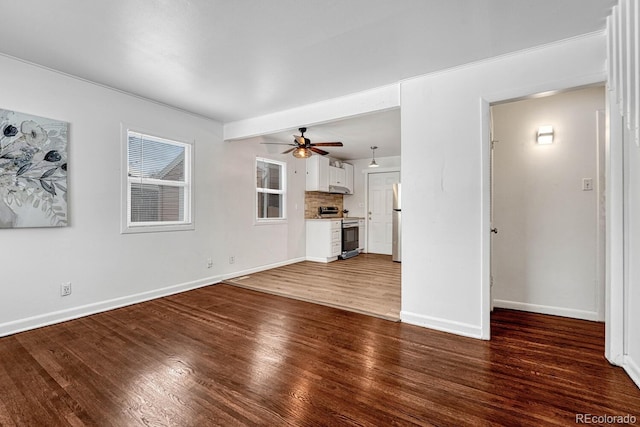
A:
[0, 55, 306, 336]
[491, 86, 605, 321]
[400, 33, 608, 338]
[218, 139, 306, 274]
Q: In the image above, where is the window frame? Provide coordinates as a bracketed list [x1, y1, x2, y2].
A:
[255, 157, 287, 224]
[121, 125, 194, 234]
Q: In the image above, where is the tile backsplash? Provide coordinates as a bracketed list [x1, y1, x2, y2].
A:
[305, 192, 344, 218]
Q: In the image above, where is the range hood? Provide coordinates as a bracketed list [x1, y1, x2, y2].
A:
[329, 185, 350, 194]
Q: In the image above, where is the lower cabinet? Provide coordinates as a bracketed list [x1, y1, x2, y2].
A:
[358, 219, 365, 252]
[306, 220, 342, 262]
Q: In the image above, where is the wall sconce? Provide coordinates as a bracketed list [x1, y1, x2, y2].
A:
[536, 125, 554, 144]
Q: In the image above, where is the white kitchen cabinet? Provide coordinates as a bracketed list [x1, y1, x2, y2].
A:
[344, 162, 354, 194]
[307, 157, 354, 194]
[357, 218, 365, 252]
[306, 155, 330, 192]
[329, 166, 346, 187]
[306, 219, 342, 262]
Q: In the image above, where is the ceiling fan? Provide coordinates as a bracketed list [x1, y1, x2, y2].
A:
[262, 127, 343, 158]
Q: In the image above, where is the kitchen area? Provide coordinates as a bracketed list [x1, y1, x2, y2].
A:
[227, 149, 401, 320]
[304, 154, 401, 264]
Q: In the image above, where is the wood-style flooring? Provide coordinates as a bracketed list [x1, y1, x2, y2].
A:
[0, 284, 638, 426]
[225, 253, 401, 321]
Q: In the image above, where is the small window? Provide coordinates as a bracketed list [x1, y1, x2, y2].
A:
[256, 157, 286, 222]
[123, 129, 193, 233]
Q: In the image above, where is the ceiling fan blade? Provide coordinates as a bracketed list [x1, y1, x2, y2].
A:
[261, 142, 296, 146]
[293, 135, 306, 145]
[310, 142, 343, 147]
[310, 147, 329, 156]
[281, 147, 296, 154]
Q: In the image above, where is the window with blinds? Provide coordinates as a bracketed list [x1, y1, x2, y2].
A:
[256, 157, 286, 221]
[124, 130, 193, 232]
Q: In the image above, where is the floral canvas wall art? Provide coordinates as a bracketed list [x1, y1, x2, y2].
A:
[0, 109, 68, 228]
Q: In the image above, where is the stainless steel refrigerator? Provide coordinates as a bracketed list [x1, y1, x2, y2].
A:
[392, 183, 401, 262]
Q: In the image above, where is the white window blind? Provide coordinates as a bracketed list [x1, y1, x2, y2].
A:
[256, 157, 286, 221]
[125, 130, 192, 231]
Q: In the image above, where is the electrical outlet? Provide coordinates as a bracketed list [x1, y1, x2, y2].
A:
[229, 256, 235, 264]
[61, 282, 71, 297]
[582, 178, 593, 191]
[207, 258, 213, 268]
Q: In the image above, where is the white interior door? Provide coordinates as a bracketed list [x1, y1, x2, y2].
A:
[367, 172, 399, 254]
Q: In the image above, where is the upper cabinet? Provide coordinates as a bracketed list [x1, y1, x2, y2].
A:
[306, 155, 330, 192]
[306, 156, 353, 194]
[329, 166, 346, 187]
[343, 163, 354, 194]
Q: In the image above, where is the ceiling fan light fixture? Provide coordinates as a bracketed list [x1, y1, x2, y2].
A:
[369, 146, 379, 168]
[293, 147, 312, 158]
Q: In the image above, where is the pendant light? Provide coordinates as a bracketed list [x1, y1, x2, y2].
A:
[369, 146, 379, 168]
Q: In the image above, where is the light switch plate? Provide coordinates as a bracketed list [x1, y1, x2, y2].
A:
[582, 178, 593, 191]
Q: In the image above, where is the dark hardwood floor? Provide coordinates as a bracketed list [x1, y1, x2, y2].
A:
[0, 284, 638, 426]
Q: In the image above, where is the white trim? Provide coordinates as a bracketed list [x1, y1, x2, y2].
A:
[304, 256, 338, 263]
[493, 300, 600, 322]
[121, 124, 195, 234]
[626, 0, 636, 129]
[480, 99, 492, 339]
[0, 277, 220, 338]
[618, 1, 627, 109]
[636, 0, 640, 146]
[596, 110, 607, 322]
[255, 157, 287, 222]
[1, 255, 309, 337]
[606, 91, 626, 366]
[221, 257, 307, 280]
[400, 310, 485, 340]
[624, 354, 640, 389]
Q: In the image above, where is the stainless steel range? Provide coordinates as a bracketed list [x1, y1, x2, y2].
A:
[317, 206, 360, 259]
[340, 217, 359, 259]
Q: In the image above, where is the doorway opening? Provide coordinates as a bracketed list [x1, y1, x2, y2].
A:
[489, 86, 606, 322]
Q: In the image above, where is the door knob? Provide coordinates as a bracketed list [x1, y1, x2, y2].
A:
[491, 227, 498, 234]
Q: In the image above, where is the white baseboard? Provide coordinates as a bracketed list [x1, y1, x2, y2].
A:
[304, 256, 335, 263]
[493, 299, 600, 321]
[400, 310, 484, 339]
[624, 355, 640, 389]
[1, 256, 308, 338]
[221, 257, 306, 280]
[0, 276, 222, 338]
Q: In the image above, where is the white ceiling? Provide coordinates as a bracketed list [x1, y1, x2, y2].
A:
[0, 0, 615, 160]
